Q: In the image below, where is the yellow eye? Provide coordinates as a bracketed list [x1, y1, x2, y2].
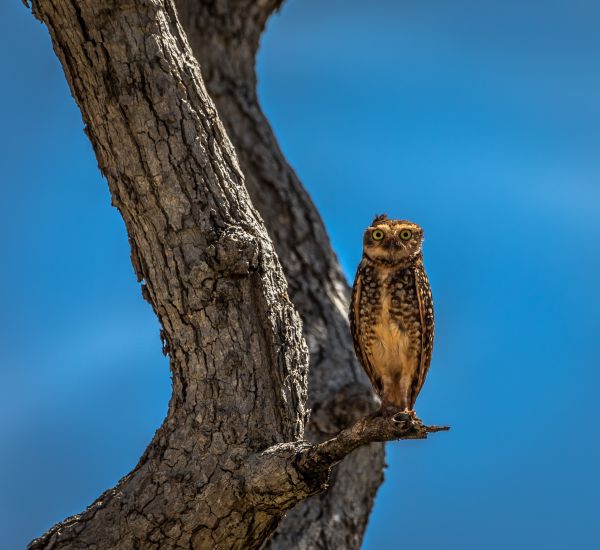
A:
[372, 229, 384, 241]
[400, 229, 412, 241]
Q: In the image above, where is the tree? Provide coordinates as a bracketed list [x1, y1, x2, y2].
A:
[25, 0, 447, 548]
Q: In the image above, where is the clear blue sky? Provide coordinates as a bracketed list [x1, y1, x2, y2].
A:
[1, 1, 599, 548]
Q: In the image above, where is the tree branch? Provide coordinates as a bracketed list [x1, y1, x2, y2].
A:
[243, 414, 449, 515]
[299, 414, 449, 475]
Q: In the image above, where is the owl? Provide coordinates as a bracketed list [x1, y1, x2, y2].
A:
[350, 214, 434, 412]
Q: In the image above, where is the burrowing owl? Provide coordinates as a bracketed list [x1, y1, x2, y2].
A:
[350, 214, 434, 412]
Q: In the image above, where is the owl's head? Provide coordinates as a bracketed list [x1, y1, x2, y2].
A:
[362, 214, 424, 264]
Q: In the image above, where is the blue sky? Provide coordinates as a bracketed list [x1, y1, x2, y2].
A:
[1, 1, 599, 548]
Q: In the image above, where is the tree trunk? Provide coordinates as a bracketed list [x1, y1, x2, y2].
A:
[26, 1, 446, 548]
[173, 1, 386, 547]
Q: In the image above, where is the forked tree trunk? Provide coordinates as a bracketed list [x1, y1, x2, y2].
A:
[26, 1, 445, 548]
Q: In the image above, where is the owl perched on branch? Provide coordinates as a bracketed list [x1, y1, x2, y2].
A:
[350, 214, 434, 413]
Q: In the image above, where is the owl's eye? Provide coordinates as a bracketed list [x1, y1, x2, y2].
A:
[372, 229, 384, 241]
[400, 229, 412, 241]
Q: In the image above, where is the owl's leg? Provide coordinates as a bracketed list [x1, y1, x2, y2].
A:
[380, 372, 408, 415]
[399, 371, 417, 413]
[408, 387, 419, 413]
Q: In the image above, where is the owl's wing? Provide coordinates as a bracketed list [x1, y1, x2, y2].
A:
[350, 263, 383, 395]
[414, 261, 434, 397]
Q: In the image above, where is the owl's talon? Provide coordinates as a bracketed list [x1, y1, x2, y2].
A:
[392, 411, 412, 423]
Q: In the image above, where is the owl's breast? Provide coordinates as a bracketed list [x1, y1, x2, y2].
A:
[367, 284, 416, 375]
[366, 271, 421, 377]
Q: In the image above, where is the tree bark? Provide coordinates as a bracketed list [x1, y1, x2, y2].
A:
[25, 1, 447, 548]
[173, 2, 386, 547]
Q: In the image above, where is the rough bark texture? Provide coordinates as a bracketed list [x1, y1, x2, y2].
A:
[25, 0, 447, 548]
[173, 1, 386, 547]
[28, 0, 309, 546]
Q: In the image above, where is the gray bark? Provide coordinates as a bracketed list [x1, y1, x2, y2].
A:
[25, 1, 447, 548]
